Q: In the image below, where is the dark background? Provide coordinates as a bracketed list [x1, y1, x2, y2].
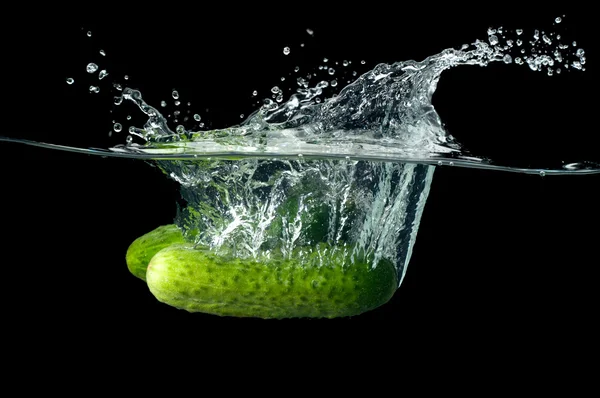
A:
[0, 5, 597, 344]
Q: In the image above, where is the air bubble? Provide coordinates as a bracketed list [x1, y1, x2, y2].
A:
[271, 86, 280, 94]
[86, 63, 98, 73]
[331, 80, 338, 87]
[360, 60, 366, 64]
[283, 47, 291, 55]
[126, 135, 133, 144]
[176, 125, 186, 134]
[252, 90, 258, 96]
[328, 68, 335, 75]
[539, 170, 546, 177]
[86, 31, 92, 37]
[555, 17, 562, 23]
[194, 114, 201, 121]
[66, 78, 74, 85]
[113, 123, 122, 132]
[449, 161, 454, 166]
[437, 161, 443, 166]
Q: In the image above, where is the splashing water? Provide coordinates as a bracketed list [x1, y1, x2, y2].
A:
[0, 19, 596, 286]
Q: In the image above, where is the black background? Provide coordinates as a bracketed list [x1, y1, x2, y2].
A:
[0, 5, 597, 346]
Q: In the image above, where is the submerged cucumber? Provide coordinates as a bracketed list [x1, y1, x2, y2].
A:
[125, 224, 186, 281]
[146, 244, 398, 319]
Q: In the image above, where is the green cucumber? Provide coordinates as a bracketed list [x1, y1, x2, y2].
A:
[125, 224, 187, 281]
[146, 243, 398, 319]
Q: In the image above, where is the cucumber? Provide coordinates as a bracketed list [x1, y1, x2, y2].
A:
[125, 224, 187, 281]
[146, 243, 398, 319]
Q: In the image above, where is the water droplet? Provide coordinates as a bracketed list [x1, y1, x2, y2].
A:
[98, 70, 109, 80]
[126, 135, 133, 144]
[294, 66, 300, 72]
[174, 110, 181, 116]
[281, 77, 285, 81]
[271, 86, 280, 94]
[199, 122, 205, 128]
[283, 46, 291, 55]
[124, 75, 129, 80]
[252, 90, 258, 96]
[113, 83, 122, 91]
[128, 126, 135, 133]
[533, 30, 540, 40]
[86, 63, 98, 73]
[328, 67, 335, 75]
[488, 35, 499, 45]
[515, 57, 523, 65]
[555, 16, 562, 23]
[126, 115, 132, 120]
[539, 170, 546, 177]
[113, 123, 122, 132]
[487, 27, 497, 35]
[176, 125, 186, 134]
[437, 160, 443, 166]
[547, 68, 553, 76]
[543, 35, 552, 45]
[572, 61, 582, 70]
[300, 43, 305, 47]
[516, 29, 523, 36]
[352, 71, 357, 76]
[576, 48, 585, 57]
[172, 90, 179, 99]
[114, 96, 123, 105]
[240, 114, 244, 118]
[503, 54, 512, 64]
[343, 60, 349, 67]
[516, 39, 523, 46]
[160, 100, 167, 107]
[276, 94, 283, 102]
[360, 60, 366, 64]
[298, 153, 303, 157]
[323, 58, 328, 63]
[572, 41, 577, 47]
[506, 39, 514, 47]
[194, 114, 201, 121]
[556, 68, 561, 74]
[89, 85, 100, 93]
[449, 161, 454, 166]
[175, 100, 181, 106]
[306, 28, 314, 36]
[557, 34, 561, 40]
[330, 79, 338, 87]
[86, 31, 92, 37]
[66, 77, 74, 85]
[99, 49, 106, 56]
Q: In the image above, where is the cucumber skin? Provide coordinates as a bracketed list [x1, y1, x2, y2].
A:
[125, 224, 186, 281]
[146, 244, 398, 319]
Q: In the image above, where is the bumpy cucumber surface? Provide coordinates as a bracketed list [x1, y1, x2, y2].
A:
[125, 224, 186, 281]
[146, 244, 397, 319]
